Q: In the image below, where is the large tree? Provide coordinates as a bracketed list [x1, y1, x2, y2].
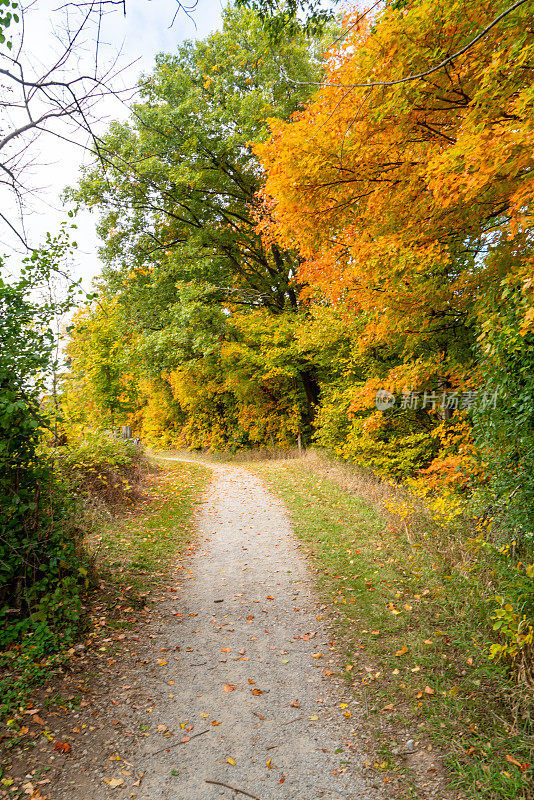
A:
[72, 6, 328, 434]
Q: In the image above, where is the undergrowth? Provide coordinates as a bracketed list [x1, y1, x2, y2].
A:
[93, 457, 210, 593]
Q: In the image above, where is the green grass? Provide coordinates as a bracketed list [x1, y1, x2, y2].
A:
[255, 459, 533, 800]
[0, 460, 210, 722]
[96, 458, 211, 591]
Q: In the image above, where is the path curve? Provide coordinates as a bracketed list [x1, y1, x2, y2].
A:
[125, 460, 377, 800]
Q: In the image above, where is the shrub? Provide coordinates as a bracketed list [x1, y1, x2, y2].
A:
[54, 430, 149, 508]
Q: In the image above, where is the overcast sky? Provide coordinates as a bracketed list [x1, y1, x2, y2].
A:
[1, 0, 224, 288]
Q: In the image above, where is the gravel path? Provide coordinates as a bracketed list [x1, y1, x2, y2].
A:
[124, 461, 377, 800]
[14, 461, 382, 800]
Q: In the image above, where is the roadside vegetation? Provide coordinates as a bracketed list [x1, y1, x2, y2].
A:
[93, 458, 210, 594]
[257, 452, 533, 800]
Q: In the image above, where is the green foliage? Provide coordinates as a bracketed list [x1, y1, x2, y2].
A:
[0, 234, 88, 713]
[67, 9, 327, 444]
[473, 280, 534, 542]
[235, 0, 338, 39]
[0, 0, 19, 49]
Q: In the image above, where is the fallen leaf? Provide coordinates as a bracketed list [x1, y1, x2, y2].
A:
[251, 688, 263, 696]
[424, 686, 435, 695]
[227, 757, 236, 766]
[395, 646, 409, 656]
[311, 653, 323, 658]
[289, 700, 300, 708]
[505, 754, 530, 772]
[223, 684, 237, 692]
[104, 778, 124, 788]
[54, 742, 71, 754]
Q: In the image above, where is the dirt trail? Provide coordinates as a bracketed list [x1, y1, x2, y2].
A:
[27, 462, 382, 800]
[121, 460, 378, 800]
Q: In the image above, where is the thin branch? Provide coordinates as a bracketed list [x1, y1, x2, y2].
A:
[288, 0, 530, 90]
[205, 780, 261, 800]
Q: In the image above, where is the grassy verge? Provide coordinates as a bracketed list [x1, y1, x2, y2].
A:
[94, 458, 211, 593]
[255, 456, 533, 800]
[0, 458, 210, 724]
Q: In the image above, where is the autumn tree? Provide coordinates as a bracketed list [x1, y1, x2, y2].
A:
[71, 6, 330, 441]
[256, 0, 534, 479]
[257, 0, 534, 376]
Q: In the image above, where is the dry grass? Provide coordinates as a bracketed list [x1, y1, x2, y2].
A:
[300, 449, 487, 584]
[154, 445, 305, 463]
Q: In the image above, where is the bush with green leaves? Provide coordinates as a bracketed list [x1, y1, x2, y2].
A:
[0, 234, 89, 710]
[473, 283, 534, 543]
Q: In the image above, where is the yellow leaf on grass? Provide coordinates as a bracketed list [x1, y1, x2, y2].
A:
[395, 646, 408, 656]
[424, 686, 435, 695]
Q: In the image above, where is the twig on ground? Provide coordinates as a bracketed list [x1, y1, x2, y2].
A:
[205, 780, 261, 799]
[150, 728, 210, 755]
[281, 716, 303, 725]
[252, 711, 266, 721]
